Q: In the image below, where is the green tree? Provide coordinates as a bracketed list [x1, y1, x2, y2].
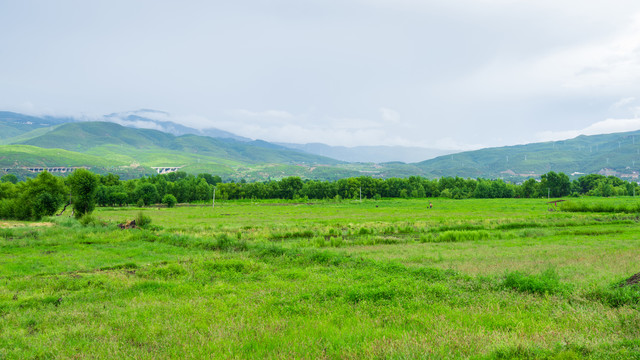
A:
[162, 194, 177, 208]
[17, 171, 68, 220]
[1, 174, 18, 184]
[68, 169, 100, 219]
[520, 178, 539, 198]
[134, 183, 159, 206]
[195, 178, 211, 201]
[99, 173, 120, 186]
[540, 172, 570, 198]
[279, 177, 303, 199]
[197, 173, 222, 186]
[575, 174, 605, 194]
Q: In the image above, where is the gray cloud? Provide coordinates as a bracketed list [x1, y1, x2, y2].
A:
[2, 0, 640, 150]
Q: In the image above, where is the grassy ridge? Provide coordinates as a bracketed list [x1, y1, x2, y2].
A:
[417, 130, 640, 178]
[1, 122, 383, 179]
[0, 145, 124, 168]
[1, 198, 639, 358]
[16, 122, 341, 166]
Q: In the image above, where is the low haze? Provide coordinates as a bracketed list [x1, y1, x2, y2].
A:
[2, 0, 640, 150]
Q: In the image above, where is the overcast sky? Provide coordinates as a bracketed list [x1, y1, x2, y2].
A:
[2, 0, 640, 150]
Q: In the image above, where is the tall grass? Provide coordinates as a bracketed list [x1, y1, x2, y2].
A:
[420, 230, 490, 243]
[560, 201, 640, 213]
[503, 268, 572, 296]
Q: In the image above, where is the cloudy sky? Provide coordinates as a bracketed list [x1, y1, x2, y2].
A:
[2, 0, 640, 150]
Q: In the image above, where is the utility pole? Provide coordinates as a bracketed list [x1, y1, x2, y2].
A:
[212, 187, 216, 209]
[359, 187, 362, 202]
[548, 188, 550, 199]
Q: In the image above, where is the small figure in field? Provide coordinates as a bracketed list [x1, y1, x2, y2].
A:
[429, 202, 433, 208]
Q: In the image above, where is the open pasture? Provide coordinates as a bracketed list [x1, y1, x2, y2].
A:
[1, 198, 639, 359]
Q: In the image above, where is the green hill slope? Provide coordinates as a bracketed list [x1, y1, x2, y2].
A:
[2, 121, 359, 179]
[14, 122, 340, 165]
[5, 116, 640, 181]
[0, 111, 71, 140]
[416, 130, 640, 179]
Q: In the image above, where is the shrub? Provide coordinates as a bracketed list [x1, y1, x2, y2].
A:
[135, 211, 152, 228]
[314, 236, 327, 248]
[211, 233, 247, 252]
[329, 236, 343, 247]
[78, 214, 101, 227]
[162, 194, 177, 208]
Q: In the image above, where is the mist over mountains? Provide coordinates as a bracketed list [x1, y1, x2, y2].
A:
[0, 110, 453, 164]
[1, 110, 640, 181]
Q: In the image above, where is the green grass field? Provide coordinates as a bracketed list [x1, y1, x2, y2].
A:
[1, 198, 639, 359]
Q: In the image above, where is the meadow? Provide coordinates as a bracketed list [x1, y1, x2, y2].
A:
[1, 198, 639, 359]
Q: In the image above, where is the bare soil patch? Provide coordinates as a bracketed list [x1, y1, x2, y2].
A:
[117, 220, 137, 229]
[621, 272, 640, 287]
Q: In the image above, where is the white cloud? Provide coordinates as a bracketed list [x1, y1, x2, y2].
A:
[379, 107, 400, 123]
[536, 118, 640, 142]
[107, 118, 166, 131]
[455, 11, 640, 101]
[328, 117, 383, 130]
[612, 97, 636, 109]
[230, 109, 295, 119]
[212, 109, 425, 147]
[433, 137, 486, 151]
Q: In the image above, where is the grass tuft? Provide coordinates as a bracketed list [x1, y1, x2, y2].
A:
[503, 268, 572, 296]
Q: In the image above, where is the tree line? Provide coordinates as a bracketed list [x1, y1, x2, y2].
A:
[0, 170, 638, 221]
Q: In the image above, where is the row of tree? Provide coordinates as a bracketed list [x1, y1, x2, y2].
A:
[0, 170, 638, 220]
[0, 170, 98, 220]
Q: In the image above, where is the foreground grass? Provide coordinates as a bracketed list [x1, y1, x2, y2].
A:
[1, 198, 639, 359]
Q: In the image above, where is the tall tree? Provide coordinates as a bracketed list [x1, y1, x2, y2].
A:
[68, 169, 100, 218]
[540, 171, 570, 198]
[17, 171, 68, 220]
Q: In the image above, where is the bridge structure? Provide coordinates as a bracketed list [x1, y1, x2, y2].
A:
[151, 166, 183, 175]
[23, 166, 88, 173]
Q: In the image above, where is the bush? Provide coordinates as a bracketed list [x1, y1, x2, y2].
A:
[211, 233, 247, 252]
[135, 211, 152, 228]
[162, 194, 177, 208]
[78, 214, 102, 227]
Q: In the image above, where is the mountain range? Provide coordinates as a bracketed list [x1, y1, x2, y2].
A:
[1, 110, 640, 181]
